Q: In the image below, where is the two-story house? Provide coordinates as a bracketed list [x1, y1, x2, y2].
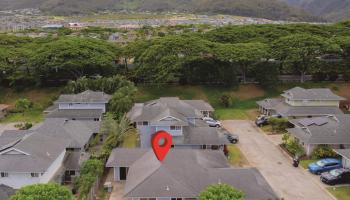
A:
[106, 148, 278, 200]
[0, 118, 100, 189]
[127, 97, 227, 149]
[45, 90, 111, 121]
[257, 87, 345, 118]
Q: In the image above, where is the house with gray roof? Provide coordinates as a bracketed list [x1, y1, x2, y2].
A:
[127, 97, 227, 149]
[287, 115, 350, 156]
[257, 87, 345, 118]
[45, 90, 111, 121]
[106, 148, 278, 200]
[0, 118, 100, 189]
[334, 149, 350, 169]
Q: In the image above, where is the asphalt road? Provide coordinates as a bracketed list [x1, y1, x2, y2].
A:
[223, 120, 335, 200]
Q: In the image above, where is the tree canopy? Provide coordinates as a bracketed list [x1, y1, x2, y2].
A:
[198, 184, 244, 200]
[10, 183, 73, 200]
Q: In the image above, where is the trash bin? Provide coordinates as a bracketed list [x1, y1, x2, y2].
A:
[293, 156, 300, 167]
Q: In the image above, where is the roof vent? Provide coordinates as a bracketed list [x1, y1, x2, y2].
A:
[166, 186, 170, 191]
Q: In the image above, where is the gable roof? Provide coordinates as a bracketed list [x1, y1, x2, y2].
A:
[282, 87, 345, 101]
[288, 115, 350, 144]
[55, 90, 111, 103]
[0, 119, 99, 173]
[127, 97, 213, 123]
[107, 149, 277, 200]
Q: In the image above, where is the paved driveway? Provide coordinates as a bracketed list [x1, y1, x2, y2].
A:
[223, 120, 334, 200]
[0, 123, 17, 135]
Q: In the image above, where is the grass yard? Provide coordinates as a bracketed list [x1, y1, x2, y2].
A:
[227, 144, 249, 167]
[300, 159, 317, 169]
[0, 87, 62, 123]
[327, 186, 350, 200]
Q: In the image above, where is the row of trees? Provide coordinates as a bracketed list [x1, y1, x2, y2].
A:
[1, 22, 350, 89]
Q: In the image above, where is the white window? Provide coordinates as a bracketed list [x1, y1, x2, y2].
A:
[170, 126, 181, 130]
[31, 173, 39, 177]
[1, 172, 8, 177]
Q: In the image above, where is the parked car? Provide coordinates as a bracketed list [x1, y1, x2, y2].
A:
[202, 117, 221, 127]
[255, 115, 268, 127]
[308, 158, 342, 174]
[321, 168, 350, 185]
[224, 133, 239, 144]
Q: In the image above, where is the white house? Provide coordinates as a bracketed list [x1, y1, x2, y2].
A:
[45, 90, 111, 121]
[0, 118, 100, 189]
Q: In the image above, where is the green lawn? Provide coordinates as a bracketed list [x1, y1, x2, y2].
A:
[227, 144, 249, 167]
[327, 186, 350, 200]
[300, 159, 317, 169]
[0, 110, 44, 123]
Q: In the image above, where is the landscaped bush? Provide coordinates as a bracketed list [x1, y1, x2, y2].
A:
[76, 159, 104, 200]
[282, 133, 305, 156]
[14, 122, 33, 130]
[14, 98, 33, 113]
[311, 145, 337, 159]
[268, 117, 289, 133]
[220, 94, 232, 108]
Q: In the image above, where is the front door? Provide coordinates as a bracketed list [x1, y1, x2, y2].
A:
[120, 167, 129, 180]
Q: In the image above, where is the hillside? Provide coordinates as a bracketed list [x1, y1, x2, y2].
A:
[0, 0, 317, 21]
[284, 0, 350, 21]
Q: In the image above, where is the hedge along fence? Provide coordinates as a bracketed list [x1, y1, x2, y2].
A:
[76, 159, 104, 200]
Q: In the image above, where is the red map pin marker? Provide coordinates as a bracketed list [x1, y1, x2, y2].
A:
[151, 130, 172, 161]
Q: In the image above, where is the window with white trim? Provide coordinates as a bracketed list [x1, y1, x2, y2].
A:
[1, 172, 8, 177]
[170, 126, 181, 130]
[137, 121, 148, 126]
[31, 173, 39, 177]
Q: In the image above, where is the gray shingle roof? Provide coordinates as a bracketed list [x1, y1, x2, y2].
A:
[282, 87, 345, 101]
[257, 98, 344, 117]
[106, 148, 148, 167]
[56, 90, 111, 103]
[334, 149, 350, 160]
[0, 184, 15, 200]
[46, 109, 103, 119]
[0, 119, 99, 173]
[288, 115, 350, 144]
[127, 97, 213, 123]
[107, 149, 277, 200]
[180, 126, 229, 145]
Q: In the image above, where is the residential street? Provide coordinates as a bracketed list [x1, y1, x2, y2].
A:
[223, 120, 335, 200]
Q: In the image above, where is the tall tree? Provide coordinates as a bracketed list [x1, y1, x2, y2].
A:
[273, 33, 340, 82]
[215, 42, 270, 83]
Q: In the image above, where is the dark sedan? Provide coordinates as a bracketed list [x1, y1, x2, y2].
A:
[321, 168, 350, 185]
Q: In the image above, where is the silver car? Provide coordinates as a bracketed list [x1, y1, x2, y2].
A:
[202, 117, 221, 127]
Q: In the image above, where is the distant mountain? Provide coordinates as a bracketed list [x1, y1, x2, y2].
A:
[0, 0, 319, 21]
[284, 0, 350, 21]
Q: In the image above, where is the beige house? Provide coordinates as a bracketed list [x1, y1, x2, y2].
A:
[257, 87, 345, 118]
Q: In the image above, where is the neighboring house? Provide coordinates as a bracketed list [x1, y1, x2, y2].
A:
[127, 97, 227, 149]
[45, 90, 111, 121]
[334, 149, 350, 168]
[0, 118, 100, 189]
[106, 148, 278, 200]
[0, 104, 9, 119]
[0, 184, 15, 200]
[257, 87, 345, 118]
[287, 115, 350, 156]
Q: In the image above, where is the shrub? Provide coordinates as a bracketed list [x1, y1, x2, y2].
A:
[311, 145, 337, 159]
[220, 94, 232, 108]
[343, 71, 350, 82]
[198, 184, 244, 200]
[282, 134, 305, 156]
[268, 117, 289, 133]
[10, 183, 72, 200]
[14, 98, 33, 113]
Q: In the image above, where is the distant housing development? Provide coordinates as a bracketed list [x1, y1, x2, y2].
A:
[127, 97, 228, 149]
[257, 87, 345, 118]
